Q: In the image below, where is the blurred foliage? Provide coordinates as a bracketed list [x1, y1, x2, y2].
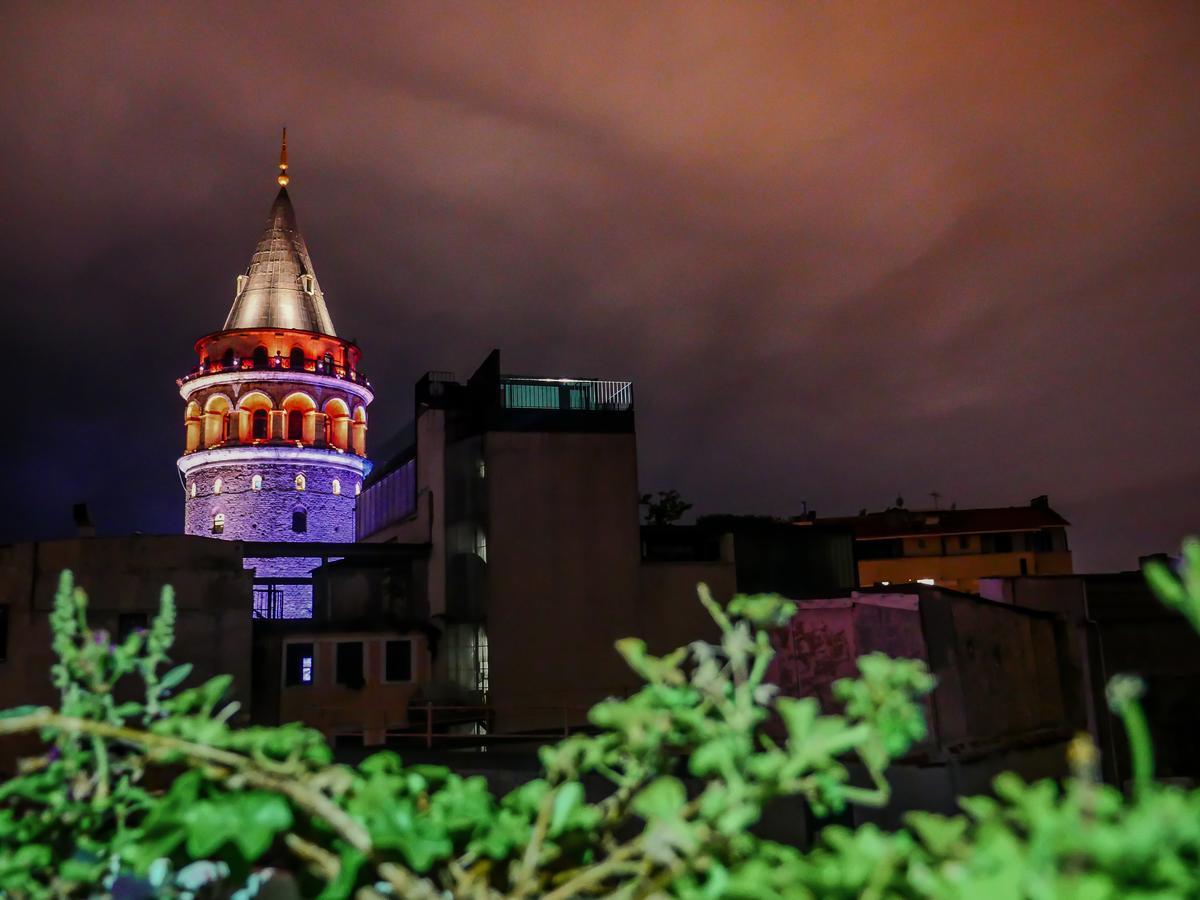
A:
[0, 537, 1196, 898]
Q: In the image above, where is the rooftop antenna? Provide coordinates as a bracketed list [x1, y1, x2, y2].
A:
[930, 491, 941, 510]
[277, 127, 289, 187]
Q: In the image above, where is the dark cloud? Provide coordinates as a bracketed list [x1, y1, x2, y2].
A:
[2, 1, 1198, 569]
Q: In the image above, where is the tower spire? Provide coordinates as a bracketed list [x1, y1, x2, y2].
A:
[277, 127, 289, 187]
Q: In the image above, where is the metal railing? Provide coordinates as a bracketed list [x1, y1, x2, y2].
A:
[179, 356, 371, 388]
[499, 377, 633, 412]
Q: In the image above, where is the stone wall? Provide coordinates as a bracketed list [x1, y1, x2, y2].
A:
[184, 460, 358, 542]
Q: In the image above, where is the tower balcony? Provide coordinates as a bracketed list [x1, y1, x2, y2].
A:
[178, 353, 370, 390]
[177, 443, 372, 479]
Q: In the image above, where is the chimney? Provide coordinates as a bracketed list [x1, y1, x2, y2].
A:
[1030, 494, 1049, 510]
[72, 503, 96, 538]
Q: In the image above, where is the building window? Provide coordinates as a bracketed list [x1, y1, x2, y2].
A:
[117, 612, 148, 642]
[332, 479, 341, 496]
[252, 409, 269, 440]
[295, 473, 306, 491]
[221, 347, 235, 368]
[384, 639, 413, 682]
[189, 481, 196, 498]
[213, 477, 222, 495]
[958, 535, 969, 549]
[212, 512, 225, 534]
[292, 509, 307, 533]
[288, 409, 304, 441]
[285, 642, 314, 686]
[252, 475, 262, 491]
[355, 481, 361, 496]
[289, 347, 305, 369]
[475, 529, 488, 563]
[336, 641, 365, 688]
[252, 346, 270, 370]
[301, 275, 316, 295]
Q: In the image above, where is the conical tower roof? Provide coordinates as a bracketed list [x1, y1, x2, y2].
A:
[223, 133, 337, 335]
[222, 187, 336, 335]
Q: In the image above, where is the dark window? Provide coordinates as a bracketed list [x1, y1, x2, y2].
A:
[117, 613, 148, 642]
[857, 539, 903, 560]
[323, 352, 335, 373]
[288, 409, 304, 440]
[385, 640, 413, 682]
[292, 509, 308, 533]
[916, 538, 927, 549]
[289, 347, 305, 370]
[0, 606, 7, 662]
[252, 409, 269, 439]
[958, 535, 970, 549]
[333, 733, 364, 749]
[285, 642, 315, 686]
[1019, 558, 1029, 575]
[336, 642, 364, 688]
[983, 533, 1014, 554]
[221, 348, 235, 368]
[252, 346, 270, 369]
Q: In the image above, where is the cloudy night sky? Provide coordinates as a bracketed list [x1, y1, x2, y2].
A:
[2, 1, 1198, 570]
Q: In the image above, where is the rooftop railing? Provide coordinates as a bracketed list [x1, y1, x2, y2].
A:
[178, 355, 371, 388]
[499, 377, 634, 412]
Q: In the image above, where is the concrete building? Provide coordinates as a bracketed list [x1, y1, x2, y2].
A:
[980, 569, 1200, 788]
[766, 584, 1083, 824]
[811, 496, 1073, 594]
[176, 132, 372, 617]
[0, 537, 254, 772]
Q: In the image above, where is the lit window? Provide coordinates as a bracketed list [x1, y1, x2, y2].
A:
[294, 473, 306, 491]
[355, 481, 361, 496]
[285, 642, 314, 686]
[252, 475, 262, 491]
[213, 477, 222, 495]
[332, 478, 341, 496]
[917, 578, 935, 586]
[189, 481, 196, 498]
[212, 512, 225, 534]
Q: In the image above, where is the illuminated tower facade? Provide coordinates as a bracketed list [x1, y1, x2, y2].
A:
[177, 133, 372, 612]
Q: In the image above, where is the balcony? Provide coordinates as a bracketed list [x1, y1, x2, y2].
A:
[178, 354, 371, 388]
[499, 376, 633, 412]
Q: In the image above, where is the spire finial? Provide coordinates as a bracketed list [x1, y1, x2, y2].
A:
[277, 127, 289, 187]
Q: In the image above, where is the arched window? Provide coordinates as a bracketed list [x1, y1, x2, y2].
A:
[332, 479, 341, 496]
[189, 481, 196, 498]
[289, 347, 305, 370]
[295, 473, 306, 491]
[355, 481, 362, 496]
[221, 348, 235, 368]
[292, 508, 307, 533]
[324, 398, 350, 450]
[252, 346, 269, 370]
[288, 410, 304, 442]
[212, 512, 225, 535]
[252, 475, 262, 491]
[323, 352, 335, 373]
[213, 477, 222, 495]
[252, 409, 269, 440]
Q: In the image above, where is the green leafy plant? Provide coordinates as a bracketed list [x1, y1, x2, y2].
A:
[1, 537, 1197, 898]
[0, 575, 932, 898]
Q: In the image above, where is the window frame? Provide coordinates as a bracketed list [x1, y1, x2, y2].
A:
[335, 640, 366, 688]
[383, 638, 414, 684]
[284, 640, 316, 687]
